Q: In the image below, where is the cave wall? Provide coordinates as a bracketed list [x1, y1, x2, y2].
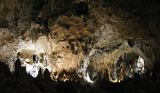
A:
[0, 0, 160, 83]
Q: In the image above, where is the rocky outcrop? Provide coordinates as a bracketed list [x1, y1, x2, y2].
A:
[0, 0, 159, 84]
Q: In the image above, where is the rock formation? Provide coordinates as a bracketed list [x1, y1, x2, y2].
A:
[0, 0, 159, 84]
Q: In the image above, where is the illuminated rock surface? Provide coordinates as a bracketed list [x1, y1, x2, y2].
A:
[0, 0, 160, 93]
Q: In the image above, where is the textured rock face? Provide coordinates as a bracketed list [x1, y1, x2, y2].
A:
[0, 0, 159, 84]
